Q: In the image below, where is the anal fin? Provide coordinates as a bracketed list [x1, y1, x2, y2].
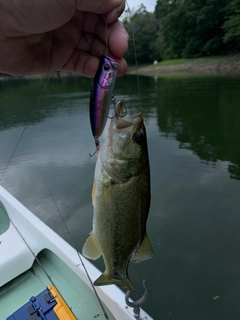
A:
[131, 233, 153, 263]
[82, 232, 101, 260]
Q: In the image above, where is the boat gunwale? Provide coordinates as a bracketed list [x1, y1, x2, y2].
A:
[0, 185, 153, 320]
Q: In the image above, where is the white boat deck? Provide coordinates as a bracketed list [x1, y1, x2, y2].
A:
[1, 249, 116, 319]
[0, 186, 153, 320]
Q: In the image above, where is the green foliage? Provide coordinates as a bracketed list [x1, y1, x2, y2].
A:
[123, 5, 158, 64]
[155, 0, 229, 59]
[123, 1, 240, 64]
[223, 0, 240, 49]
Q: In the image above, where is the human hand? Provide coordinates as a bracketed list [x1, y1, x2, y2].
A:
[0, 0, 128, 77]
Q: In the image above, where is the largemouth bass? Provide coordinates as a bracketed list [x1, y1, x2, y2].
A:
[83, 101, 153, 291]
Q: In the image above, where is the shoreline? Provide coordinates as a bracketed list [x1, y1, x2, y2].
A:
[127, 55, 240, 76]
[0, 71, 81, 81]
[1, 55, 240, 81]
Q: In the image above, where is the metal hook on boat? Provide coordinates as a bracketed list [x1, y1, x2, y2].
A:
[125, 280, 148, 318]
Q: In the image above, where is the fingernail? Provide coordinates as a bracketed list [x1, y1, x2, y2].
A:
[106, 8, 123, 24]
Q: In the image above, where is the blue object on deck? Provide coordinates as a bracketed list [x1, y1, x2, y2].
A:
[6, 288, 58, 320]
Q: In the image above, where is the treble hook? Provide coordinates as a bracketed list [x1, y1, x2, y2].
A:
[108, 96, 128, 119]
[89, 137, 100, 157]
[125, 280, 148, 318]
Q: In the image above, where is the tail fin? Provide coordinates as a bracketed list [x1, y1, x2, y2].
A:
[94, 273, 135, 292]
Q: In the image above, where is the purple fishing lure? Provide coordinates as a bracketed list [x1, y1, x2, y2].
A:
[90, 55, 120, 145]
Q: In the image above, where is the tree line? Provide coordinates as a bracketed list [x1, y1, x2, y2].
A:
[123, 0, 240, 64]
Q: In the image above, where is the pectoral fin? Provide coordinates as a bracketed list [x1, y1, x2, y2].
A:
[130, 233, 153, 263]
[92, 180, 96, 207]
[82, 232, 101, 260]
[102, 183, 113, 204]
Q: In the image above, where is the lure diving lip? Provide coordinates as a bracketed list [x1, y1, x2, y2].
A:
[89, 55, 120, 145]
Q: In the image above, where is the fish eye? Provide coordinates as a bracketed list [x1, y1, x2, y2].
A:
[103, 63, 111, 72]
[132, 131, 144, 144]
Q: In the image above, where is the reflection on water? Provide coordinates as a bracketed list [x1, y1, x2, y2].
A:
[155, 77, 240, 180]
[1, 75, 240, 320]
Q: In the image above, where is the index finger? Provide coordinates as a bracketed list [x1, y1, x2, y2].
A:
[76, 0, 125, 22]
[81, 14, 129, 58]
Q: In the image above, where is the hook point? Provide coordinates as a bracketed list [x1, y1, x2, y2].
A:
[125, 280, 148, 318]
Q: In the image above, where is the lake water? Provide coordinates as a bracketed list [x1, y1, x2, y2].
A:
[1, 74, 240, 320]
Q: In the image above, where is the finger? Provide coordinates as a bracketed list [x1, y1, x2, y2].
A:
[61, 51, 99, 77]
[105, 1, 126, 24]
[80, 22, 128, 59]
[107, 21, 129, 58]
[76, 0, 124, 17]
[111, 56, 128, 76]
[0, 0, 76, 36]
[61, 50, 127, 77]
[81, 14, 129, 58]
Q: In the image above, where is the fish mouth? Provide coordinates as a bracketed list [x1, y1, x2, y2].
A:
[112, 101, 143, 130]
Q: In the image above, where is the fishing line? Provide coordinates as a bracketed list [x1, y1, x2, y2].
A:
[0, 73, 78, 313]
[1, 9, 138, 318]
[105, 17, 108, 57]
[125, 1, 141, 111]
[0, 200, 78, 318]
[0, 75, 51, 182]
[5, 212, 58, 289]
[0, 70, 109, 318]
[42, 175, 110, 320]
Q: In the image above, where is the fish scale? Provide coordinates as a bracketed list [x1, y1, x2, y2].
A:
[83, 101, 153, 291]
